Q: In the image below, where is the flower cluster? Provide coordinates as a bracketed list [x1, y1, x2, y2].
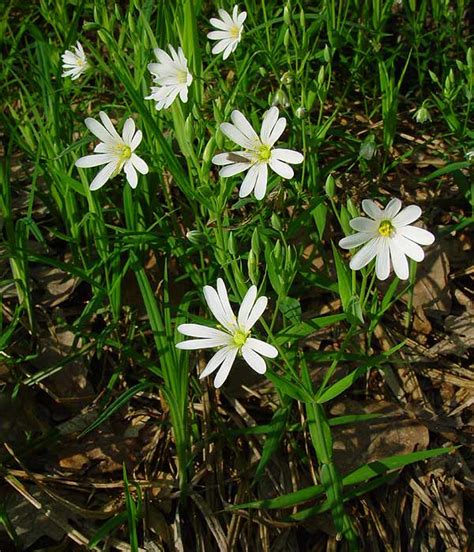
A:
[62, 5, 436, 388]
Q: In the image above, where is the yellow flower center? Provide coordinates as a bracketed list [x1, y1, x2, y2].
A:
[378, 220, 394, 237]
[233, 328, 249, 347]
[229, 25, 241, 39]
[111, 144, 132, 177]
[177, 69, 189, 84]
[257, 144, 272, 162]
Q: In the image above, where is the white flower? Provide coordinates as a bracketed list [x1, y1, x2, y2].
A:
[176, 278, 278, 388]
[75, 112, 149, 191]
[61, 41, 88, 80]
[145, 45, 192, 110]
[339, 198, 435, 281]
[207, 6, 247, 60]
[212, 107, 304, 200]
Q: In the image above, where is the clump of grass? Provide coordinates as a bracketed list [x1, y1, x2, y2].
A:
[0, 1, 471, 550]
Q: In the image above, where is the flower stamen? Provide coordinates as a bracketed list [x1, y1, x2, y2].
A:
[233, 328, 249, 347]
[378, 220, 394, 237]
[257, 144, 272, 162]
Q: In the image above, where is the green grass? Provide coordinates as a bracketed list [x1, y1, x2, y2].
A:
[0, 0, 471, 550]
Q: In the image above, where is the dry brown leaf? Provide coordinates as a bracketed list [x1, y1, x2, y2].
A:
[31, 265, 77, 308]
[428, 311, 474, 358]
[4, 486, 66, 548]
[330, 400, 430, 475]
[412, 241, 451, 316]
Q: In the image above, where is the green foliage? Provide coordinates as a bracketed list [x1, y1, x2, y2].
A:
[0, 0, 468, 548]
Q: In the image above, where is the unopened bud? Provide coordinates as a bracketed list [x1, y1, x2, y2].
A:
[281, 71, 293, 85]
[324, 174, 335, 197]
[295, 106, 307, 119]
[228, 232, 238, 256]
[413, 104, 431, 124]
[271, 213, 282, 231]
[186, 230, 207, 246]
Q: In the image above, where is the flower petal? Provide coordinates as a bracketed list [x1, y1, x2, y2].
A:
[222, 41, 237, 60]
[237, 285, 257, 328]
[219, 162, 251, 177]
[203, 284, 237, 331]
[349, 217, 378, 232]
[339, 232, 372, 249]
[383, 198, 402, 219]
[89, 160, 118, 191]
[349, 237, 380, 270]
[212, 38, 233, 55]
[246, 337, 278, 358]
[175, 336, 231, 350]
[389, 239, 409, 280]
[209, 17, 230, 30]
[217, 278, 236, 326]
[199, 346, 233, 379]
[244, 296, 268, 331]
[131, 153, 149, 175]
[99, 112, 122, 142]
[230, 110, 259, 144]
[269, 158, 294, 179]
[124, 161, 138, 189]
[178, 323, 231, 339]
[241, 345, 267, 374]
[122, 118, 135, 145]
[208, 30, 232, 40]
[85, 117, 115, 144]
[220, 121, 256, 149]
[392, 205, 422, 227]
[239, 164, 260, 197]
[375, 239, 391, 280]
[254, 164, 268, 200]
[396, 235, 425, 262]
[260, 106, 279, 144]
[361, 199, 382, 220]
[271, 148, 304, 164]
[398, 225, 435, 245]
[130, 130, 143, 150]
[75, 153, 114, 168]
[214, 347, 238, 388]
[267, 117, 287, 146]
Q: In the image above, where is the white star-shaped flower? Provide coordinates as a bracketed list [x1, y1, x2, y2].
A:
[145, 45, 193, 110]
[207, 6, 247, 60]
[212, 107, 304, 200]
[75, 112, 149, 191]
[176, 278, 278, 388]
[61, 41, 88, 80]
[339, 198, 435, 280]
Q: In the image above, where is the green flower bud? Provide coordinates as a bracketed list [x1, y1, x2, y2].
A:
[228, 232, 238, 256]
[248, 250, 259, 285]
[317, 65, 325, 86]
[271, 213, 282, 231]
[299, 8, 305, 30]
[251, 227, 260, 256]
[186, 230, 207, 246]
[324, 174, 335, 197]
[283, 5, 292, 26]
[413, 104, 431, 124]
[272, 89, 289, 108]
[359, 134, 376, 160]
[202, 137, 216, 165]
[295, 106, 307, 119]
[281, 71, 293, 85]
